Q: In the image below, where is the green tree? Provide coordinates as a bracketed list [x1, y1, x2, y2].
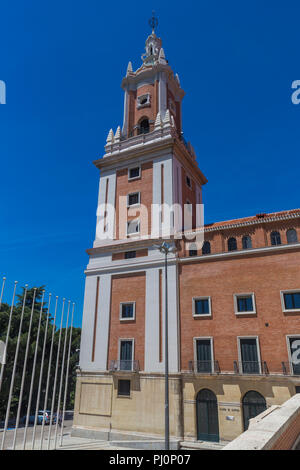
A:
[0, 286, 81, 422]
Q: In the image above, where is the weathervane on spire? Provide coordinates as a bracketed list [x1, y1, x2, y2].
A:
[149, 10, 158, 34]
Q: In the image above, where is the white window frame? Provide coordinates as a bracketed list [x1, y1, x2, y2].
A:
[280, 290, 300, 313]
[286, 334, 300, 375]
[234, 292, 256, 315]
[193, 336, 214, 372]
[127, 218, 140, 237]
[127, 191, 141, 207]
[119, 302, 136, 321]
[128, 166, 141, 181]
[118, 338, 135, 370]
[192, 296, 212, 318]
[137, 93, 150, 109]
[237, 336, 261, 374]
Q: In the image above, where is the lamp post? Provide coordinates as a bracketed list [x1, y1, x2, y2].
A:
[155, 241, 177, 451]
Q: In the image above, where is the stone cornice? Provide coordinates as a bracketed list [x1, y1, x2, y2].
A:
[94, 127, 207, 185]
[182, 211, 300, 236]
[179, 241, 300, 265]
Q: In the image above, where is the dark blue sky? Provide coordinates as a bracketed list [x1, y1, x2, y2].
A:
[0, 1, 299, 326]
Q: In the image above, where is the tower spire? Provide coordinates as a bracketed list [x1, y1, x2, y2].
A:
[148, 10, 158, 34]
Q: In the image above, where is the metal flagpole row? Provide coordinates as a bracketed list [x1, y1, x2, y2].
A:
[54, 301, 71, 449]
[12, 288, 39, 449]
[47, 299, 66, 450]
[0, 278, 76, 451]
[21, 290, 47, 449]
[0, 280, 18, 394]
[31, 293, 52, 450]
[1, 285, 29, 450]
[39, 296, 58, 450]
[0, 276, 6, 310]
[60, 302, 75, 447]
[0, 277, 7, 391]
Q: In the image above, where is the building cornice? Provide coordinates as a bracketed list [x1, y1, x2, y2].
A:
[179, 241, 300, 265]
[94, 128, 207, 185]
[182, 210, 300, 237]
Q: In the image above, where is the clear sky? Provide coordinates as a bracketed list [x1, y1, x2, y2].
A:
[0, 1, 299, 327]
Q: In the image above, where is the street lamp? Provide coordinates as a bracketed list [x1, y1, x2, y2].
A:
[154, 241, 177, 450]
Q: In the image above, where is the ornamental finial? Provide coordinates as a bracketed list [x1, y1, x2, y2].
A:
[148, 10, 158, 34]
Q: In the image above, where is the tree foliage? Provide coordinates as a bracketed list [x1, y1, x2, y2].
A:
[0, 287, 81, 421]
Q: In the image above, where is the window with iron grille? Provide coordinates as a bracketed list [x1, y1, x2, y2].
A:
[118, 380, 131, 396]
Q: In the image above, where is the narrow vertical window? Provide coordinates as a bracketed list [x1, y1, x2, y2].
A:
[228, 237, 237, 251]
[270, 231, 281, 246]
[287, 229, 298, 244]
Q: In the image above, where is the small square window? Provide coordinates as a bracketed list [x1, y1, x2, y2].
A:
[128, 167, 141, 180]
[137, 93, 150, 109]
[125, 251, 136, 259]
[120, 302, 135, 320]
[295, 386, 300, 394]
[118, 380, 130, 397]
[186, 176, 192, 188]
[193, 297, 211, 317]
[127, 192, 140, 206]
[283, 292, 300, 311]
[127, 219, 140, 235]
[234, 294, 256, 315]
[189, 249, 197, 257]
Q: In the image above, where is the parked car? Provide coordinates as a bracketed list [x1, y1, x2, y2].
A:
[21, 410, 52, 425]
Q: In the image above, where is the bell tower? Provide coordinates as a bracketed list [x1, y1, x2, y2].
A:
[79, 17, 207, 379]
[121, 25, 184, 139]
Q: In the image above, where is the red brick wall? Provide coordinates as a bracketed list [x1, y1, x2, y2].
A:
[128, 83, 158, 136]
[179, 249, 300, 372]
[179, 217, 300, 257]
[107, 272, 146, 370]
[271, 411, 300, 450]
[112, 249, 148, 261]
[115, 161, 153, 240]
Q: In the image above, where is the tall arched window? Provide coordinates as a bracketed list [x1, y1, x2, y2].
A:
[287, 228, 298, 244]
[228, 237, 237, 251]
[271, 231, 281, 246]
[242, 391, 266, 431]
[202, 241, 211, 255]
[196, 389, 219, 442]
[242, 235, 252, 250]
[138, 118, 150, 134]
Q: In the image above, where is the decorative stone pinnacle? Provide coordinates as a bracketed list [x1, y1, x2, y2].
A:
[106, 128, 114, 144]
[114, 126, 121, 143]
[126, 61, 133, 75]
[163, 109, 171, 127]
[154, 112, 162, 129]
